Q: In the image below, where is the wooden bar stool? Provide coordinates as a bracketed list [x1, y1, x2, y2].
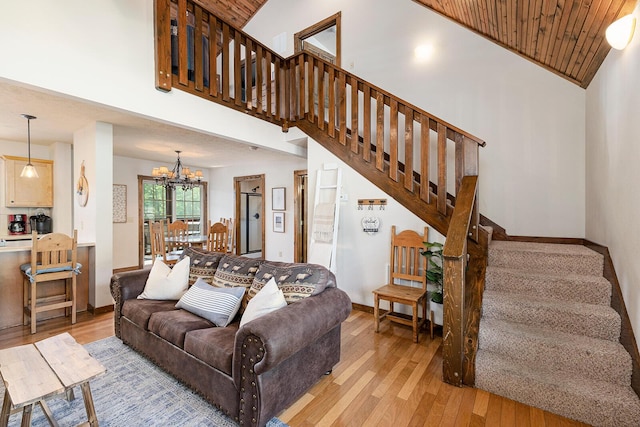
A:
[21, 230, 81, 334]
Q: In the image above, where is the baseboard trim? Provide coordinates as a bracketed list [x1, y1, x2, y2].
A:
[88, 304, 114, 315]
[352, 302, 373, 314]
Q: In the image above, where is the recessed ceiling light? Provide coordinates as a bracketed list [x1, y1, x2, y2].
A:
[414, 43, 434, 62]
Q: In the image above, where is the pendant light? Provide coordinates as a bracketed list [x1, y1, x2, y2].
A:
[20, 114, 39, 178]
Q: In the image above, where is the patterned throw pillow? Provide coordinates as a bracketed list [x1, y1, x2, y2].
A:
[211, 254, 263, 288]
[175, 278, 245, 327]
[180, 247, 225, 286]
[248, 262, 332, 304]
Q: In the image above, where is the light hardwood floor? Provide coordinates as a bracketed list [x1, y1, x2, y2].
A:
[0, 309, 588, 426]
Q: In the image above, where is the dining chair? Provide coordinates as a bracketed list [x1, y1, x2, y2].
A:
[372, 225, 429, 343]
[167, 220, 189, 253]
[206, 221, 229, 253]
[220, 217, 235, 254]
[149, 220, 180, 265]
[21, 230, 81, 334]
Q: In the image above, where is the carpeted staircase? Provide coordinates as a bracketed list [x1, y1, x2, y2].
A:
[475, 240, 640, 426]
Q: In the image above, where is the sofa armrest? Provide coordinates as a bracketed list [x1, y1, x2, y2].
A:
[233, 286, 351, 378]
[110, 268, 150, 338]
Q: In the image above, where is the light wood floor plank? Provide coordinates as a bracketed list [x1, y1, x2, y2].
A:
[278, 393, 314, 424]
[316, 370, 376, 427]
[472, 388, 491, 417]
[333, 349, 374, 385]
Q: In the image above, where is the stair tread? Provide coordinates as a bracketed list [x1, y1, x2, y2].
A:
[485, 265, 612, 305]
[490, 240, 602, 257]
[482, 289, 621, 341]
[480, 317, 626, 354]
[476, 350, 640, 426]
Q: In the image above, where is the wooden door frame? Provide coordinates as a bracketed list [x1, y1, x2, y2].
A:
[293, 169, 308, 263]
[294, 12, 341, 67]
[234, 174, 265, 256]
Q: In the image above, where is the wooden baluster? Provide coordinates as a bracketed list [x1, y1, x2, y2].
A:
[194, 5, 203, 92]
[298, 55, 305, 120]
[154, 0, 172, 92]
[389, 99, 398, 182]
[178, 0, 188, 86]
[420, 115, 430, 203]
[221, 23, 230, 101]
[464, 137, 480, 242]
[362, 85, 371, 162]
[245, 39, 252, 108]
[317, 62, 325, 130]
[256, 45, 263, 112]
[234, 31, 242, 106]
[375, 91, 384, 172]
[266, 52, 273, 117]
[274, 57, 281, 120]
[351, 76, 359, 154]
[338, 71, 347, 145]
[305, 56, 313, 122]
[404, 108, 414, 192]
[208, 16, 218, 97]
[284, 58, 291, 126]
[437, 123, 447, 215]
[328, 67, 336, 138]
[455, 133, 464, 195]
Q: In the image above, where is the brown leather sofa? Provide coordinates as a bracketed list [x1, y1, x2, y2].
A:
[110, 250, 351, 427]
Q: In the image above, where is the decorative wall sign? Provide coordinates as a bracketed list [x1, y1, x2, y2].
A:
[272, 187, 286, 211]
[273, 212, 285, 233]
[113, 184, 127, 223]
[76, 161, 89, 207]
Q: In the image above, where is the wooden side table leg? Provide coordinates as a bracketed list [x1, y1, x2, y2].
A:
[0, 390, 12, 427]
[80, 382, 99, 427]
[38, 400, 59, 427]
[20, 404, 33, 427]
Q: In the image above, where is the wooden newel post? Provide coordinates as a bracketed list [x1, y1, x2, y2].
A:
[154, 0, 172, 92]
[442, 253, 466, 387]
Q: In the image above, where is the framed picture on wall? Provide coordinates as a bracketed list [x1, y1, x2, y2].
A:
[272, 187, 286, 211]
[273, 212, 285, 233]
[113, 184, 127, 223]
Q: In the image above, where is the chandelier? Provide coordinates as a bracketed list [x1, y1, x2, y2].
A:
[151, 150, 203, 190]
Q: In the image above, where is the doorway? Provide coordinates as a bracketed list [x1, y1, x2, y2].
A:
[293, 170, 308, 263]
[234, 175, 265, 257]
[294, 12, 341, 66]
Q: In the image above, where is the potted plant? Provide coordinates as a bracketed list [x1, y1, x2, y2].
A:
[422, 241, 444, 325]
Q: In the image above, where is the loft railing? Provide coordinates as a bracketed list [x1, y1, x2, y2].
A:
[154, 0, 486, 386]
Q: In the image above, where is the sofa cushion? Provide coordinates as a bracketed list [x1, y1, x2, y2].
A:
[122, 299, 179, 330]
[240, 277, 287, 327]
[180, 247, 225, 286]
[248, 261, 332, 303]
[175, 278, 245, 327]
[148, 309, 214, 348]
[137, 257, 190, 300]
[184, 325, 239, 376]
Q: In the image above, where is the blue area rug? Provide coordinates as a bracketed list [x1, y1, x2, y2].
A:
[0, 336, 288, 427]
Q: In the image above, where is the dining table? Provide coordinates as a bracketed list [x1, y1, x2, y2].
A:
[165, 234, 208, 249]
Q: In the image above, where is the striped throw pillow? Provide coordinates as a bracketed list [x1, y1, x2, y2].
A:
[176, 278, 245, 327]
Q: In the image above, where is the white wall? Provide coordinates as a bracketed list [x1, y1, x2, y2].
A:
[0, 0, 304, 159]
[209, 156, 306, 262]
[308, 139, 444, 306]
[585, 4, 640, 349]
[245, 0, 587, 238]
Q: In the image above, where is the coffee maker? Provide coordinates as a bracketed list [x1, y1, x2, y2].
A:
[30, 213, 53, 234]
[8, 214, 27, 235]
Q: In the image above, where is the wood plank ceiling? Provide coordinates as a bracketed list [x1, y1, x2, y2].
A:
[413, 0, 638, 88]
[195, 0, 637, 88]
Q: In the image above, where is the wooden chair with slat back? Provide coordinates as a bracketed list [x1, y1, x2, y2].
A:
[167, 220, 189, 253]
[22, 230, 80, 334]
[206, 221, 229, 252]
[220, 217, 235, 254]
[149, 220, 180, 265]
[372, 225, 429, 343]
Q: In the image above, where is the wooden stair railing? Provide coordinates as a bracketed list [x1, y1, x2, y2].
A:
[154, 0, 488, 387]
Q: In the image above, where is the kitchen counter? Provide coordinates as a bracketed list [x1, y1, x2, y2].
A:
[0, 242, 95, 330]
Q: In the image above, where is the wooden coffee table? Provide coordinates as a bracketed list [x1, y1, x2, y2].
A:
[0, 332, 105, 427]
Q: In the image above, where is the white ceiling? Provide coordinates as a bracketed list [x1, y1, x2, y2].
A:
[0, 80, 302, 169]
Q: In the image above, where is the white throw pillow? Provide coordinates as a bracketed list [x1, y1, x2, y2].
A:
[240, 277, 287, 327]
[137, 256, 190, 300]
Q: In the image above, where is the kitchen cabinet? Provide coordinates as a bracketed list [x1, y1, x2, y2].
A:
[2, 155, 54, 207]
